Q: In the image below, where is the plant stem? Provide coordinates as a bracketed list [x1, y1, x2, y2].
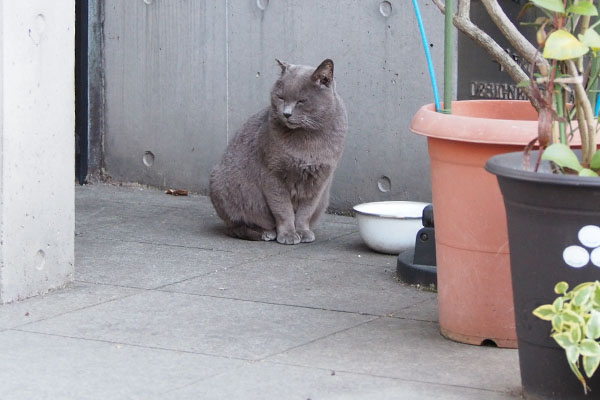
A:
[443, 0, 454, 114]
[567, 60, 596, 165]
[555, 92, 567, 144]
[579, 15, 590, 72]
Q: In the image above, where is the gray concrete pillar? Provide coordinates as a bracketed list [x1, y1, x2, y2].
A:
[0, 1, 75, 303]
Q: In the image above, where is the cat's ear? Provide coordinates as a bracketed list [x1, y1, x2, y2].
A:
[275, 58, 289, 75]
[311, 59, 334, 88]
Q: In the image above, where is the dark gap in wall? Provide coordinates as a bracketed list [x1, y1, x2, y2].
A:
[75, 0, 89, 184]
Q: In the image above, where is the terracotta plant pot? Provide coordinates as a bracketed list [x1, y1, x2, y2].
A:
[410, 100, 537, 348]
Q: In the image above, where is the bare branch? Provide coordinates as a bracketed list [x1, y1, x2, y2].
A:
[429, 0, 537, 107]
[457, 0, 470, 18]
[480, 0, 549, 76]
[431, 0, 445, 14]
[453, 15, 534, 101]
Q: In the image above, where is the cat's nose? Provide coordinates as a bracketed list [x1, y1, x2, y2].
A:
[283, 111, 292, 119]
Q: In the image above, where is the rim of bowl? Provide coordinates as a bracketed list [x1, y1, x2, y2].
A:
[352, 201, 429, 220]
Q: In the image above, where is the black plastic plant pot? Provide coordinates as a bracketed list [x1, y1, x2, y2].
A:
[486, 150, 600, 399]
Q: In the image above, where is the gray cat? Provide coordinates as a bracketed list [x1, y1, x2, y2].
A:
[209, 58, 348, 244]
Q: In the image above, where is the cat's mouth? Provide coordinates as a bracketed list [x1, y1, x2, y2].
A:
[285, 122, 301, 129]
[282, 119, 301, 130]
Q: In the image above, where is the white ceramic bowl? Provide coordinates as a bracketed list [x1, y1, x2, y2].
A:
[352, 201, 428, 255]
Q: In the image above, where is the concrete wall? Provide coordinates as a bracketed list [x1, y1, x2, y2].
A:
[0, 1, 75, 303]
[102, 0, 445, 210]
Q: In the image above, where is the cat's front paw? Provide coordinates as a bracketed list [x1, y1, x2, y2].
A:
[261, 230, 277, 241]
[276, 231, 301, 245]
[297, 229, 315, 243]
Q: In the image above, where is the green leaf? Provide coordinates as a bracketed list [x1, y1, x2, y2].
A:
[580, 339, 600, 356]
[587, 311, 600, 340]
[555, 332, 575, 349]
[556, 281, 569, 295]
[594, 285, 600, 306]
[579, 168, 599, 177]
[563, 310, 585, 325]
[543, 30, 590, 60]
[567, 345, 581, 364]
[584, 355, 600, 378]
[553, 314, 564, 332]
[568, 2, 598, 16]
[579, 29, 600, 52]
[531, 0, 566, 13]
[534, 304, 556, 320]
[574, 286, 594, 307]
[574, 282, 595, 292]
[542, 143, 584, 171]
[591, 150, 600, 170]
[572, 325, 583, 343]
[553, 296, 565, 312]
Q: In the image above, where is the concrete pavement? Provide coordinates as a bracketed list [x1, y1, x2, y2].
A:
[0, 183, 522, 399]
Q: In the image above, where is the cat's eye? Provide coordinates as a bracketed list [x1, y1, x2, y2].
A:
[297, 99, 307, 104]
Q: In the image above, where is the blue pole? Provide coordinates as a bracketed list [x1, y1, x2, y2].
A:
[595, 92, 600, 117]
[411, 0, 442, 112]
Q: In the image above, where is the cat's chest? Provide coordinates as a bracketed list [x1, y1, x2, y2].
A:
[262, 129, 339, 183]
[278, 154, 331, 182]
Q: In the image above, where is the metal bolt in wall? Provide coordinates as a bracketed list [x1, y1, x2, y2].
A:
[379, 1, 392, 17]
[257, 0, 269, 11]
[29, 14, 46, 46]
[35, 249, 46, 271]
[143, 151, 155, 167]
[377, 176, 391, 193]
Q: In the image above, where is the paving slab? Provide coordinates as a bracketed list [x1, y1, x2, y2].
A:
[0, 330, 243, 400]
[75, 236, 257, 289]
[320, 212, 357, 225]
[0, 182, 519, 399]
[19, 290, 374, 360]
[75, 189, 212, 236]
[78, 183, 358, 224]
[76, 183, 207, 209]
[391, 297, 438, 322]
[0, 282, 140, 330]
[79, 205, 354, 259]
[271, 316, 521, 393]
[77, 184, 357, 257]
[286, 231, 399, 267]
[160, 361, 521, 400]
[162, 255, 436, 316]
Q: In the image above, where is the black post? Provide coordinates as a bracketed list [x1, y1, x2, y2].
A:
[75, 0, 89, 184]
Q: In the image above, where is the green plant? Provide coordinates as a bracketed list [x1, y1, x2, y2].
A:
[533, 281, 600, 394]
[432, 0, 600, 175]
[525, 0, 600, 175]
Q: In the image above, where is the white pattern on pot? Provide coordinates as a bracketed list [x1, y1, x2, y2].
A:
[563, 225, 600, 268]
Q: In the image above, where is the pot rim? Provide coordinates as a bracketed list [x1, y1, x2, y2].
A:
[486, 150, 600, 187]
[410, 100, 538, 146]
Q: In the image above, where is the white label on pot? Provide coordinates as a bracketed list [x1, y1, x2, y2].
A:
[591, 248, 600, 267]
[563, 245, 590, 268]
[578, 225, 600, 248]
